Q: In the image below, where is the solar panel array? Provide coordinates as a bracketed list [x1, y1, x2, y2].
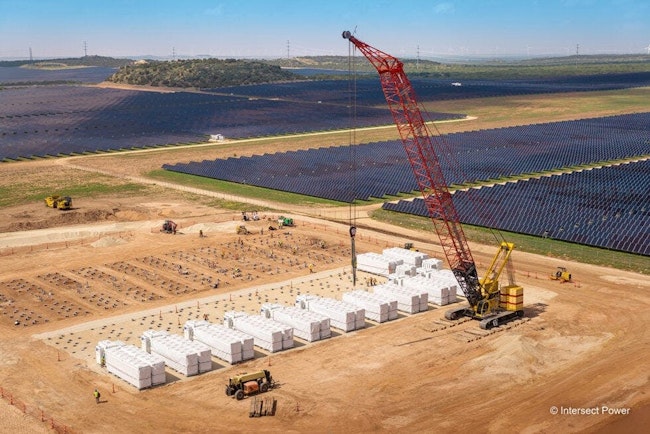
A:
[0, 66, 117, 84]
[0, 81, 461, 160]
[209, 72, 650, 105]
[165, 112, 650, 255]
[383, 160, 650, 256]
[2, 69, 648, 160]
[164, 112, 650, 196]
[165, 144, 417, 203]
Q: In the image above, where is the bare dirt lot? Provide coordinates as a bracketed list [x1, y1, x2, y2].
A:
[1, 186, 648, 434]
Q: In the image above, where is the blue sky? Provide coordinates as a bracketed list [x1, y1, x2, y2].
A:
[1, 0, 649, 59]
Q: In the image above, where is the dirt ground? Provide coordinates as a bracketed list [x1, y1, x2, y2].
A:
[1, 145, 649, 433]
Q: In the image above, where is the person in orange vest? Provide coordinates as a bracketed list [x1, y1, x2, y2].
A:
[93, 388, 100, 404]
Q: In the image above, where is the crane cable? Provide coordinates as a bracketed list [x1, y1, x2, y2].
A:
[347, 39, 358, 286]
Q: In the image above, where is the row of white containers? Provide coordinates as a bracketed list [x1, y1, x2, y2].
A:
[296, 294, 365, 332]
[184, 320, 254, 364]
[224, 311, 294, 353]
[141, 330, 212, 377]
[96, 340, 166, 390]
[357, 248, 434, 277]
[357, 248, 460, 306]
[261, 303, 331, 342]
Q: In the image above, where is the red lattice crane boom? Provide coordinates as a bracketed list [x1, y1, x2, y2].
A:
[343, 31, 524, 328]
[342, 30, 481, 307]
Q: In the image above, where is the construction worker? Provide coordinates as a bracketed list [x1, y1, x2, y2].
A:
[93, 388, 100, 404]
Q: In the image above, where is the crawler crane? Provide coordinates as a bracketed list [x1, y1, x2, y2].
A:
[343, 31, 524, 329]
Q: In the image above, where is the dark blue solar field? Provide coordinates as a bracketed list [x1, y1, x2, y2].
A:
[0, 66, 117, 84]
[164, 112, 650, 255]
[2, 68, 649, 160]
[383, 160, 649, 256]
[209, 72, 650, 106]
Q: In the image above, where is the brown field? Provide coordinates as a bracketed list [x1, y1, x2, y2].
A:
[0, 87, 648, 434]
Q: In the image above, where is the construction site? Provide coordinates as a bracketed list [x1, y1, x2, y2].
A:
[0, 193, 648, 433]
[1, 35, 649, 434]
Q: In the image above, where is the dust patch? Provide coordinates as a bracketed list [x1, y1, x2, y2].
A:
[521, 285, 558, 304]
[183, 221, 252, 234]
[90, 237, 129, 248]
[382, 415, 416, 429]
[470, 332, 613, 383]
[601, 275, 649, 288]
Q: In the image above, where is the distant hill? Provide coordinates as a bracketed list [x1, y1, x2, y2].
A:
[0, 56, 133, 68]
[107, 58, 303, 88]
[264, 55, 650, 80]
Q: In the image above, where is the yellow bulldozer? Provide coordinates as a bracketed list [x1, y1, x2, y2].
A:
[550, 266, 572, 283]
[45, 195, 72, 210]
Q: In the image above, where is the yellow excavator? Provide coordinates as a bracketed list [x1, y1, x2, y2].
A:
[45, 195, 72, 210]
[550, 266, 572, 283]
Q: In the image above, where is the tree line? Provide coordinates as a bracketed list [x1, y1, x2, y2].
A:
[107, 58, 302, 88]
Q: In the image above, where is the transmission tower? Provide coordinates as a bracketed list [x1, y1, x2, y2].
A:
[83, 41, 88, 57]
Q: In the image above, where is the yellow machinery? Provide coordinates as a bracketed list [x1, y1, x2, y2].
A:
[44, 195, 60, 208]
[225, 370, 274, 400]
[445, 241, 524, 329]
[550, 266, 572, 283]
[56, 196, 72, 210]
[45, 195, 72, 210]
